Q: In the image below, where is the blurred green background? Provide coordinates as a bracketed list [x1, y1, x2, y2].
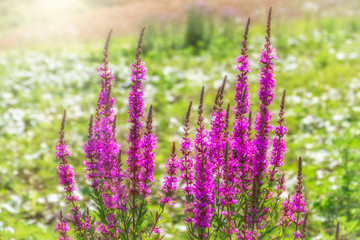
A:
[0, 0, 359, 239]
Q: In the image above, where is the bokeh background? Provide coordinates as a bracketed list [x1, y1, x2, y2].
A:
[0, 0, 359, 239]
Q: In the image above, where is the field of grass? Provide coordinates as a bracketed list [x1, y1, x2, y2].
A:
[0, 4, 359, 239]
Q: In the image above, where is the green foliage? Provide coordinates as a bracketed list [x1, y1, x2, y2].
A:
[184, 4, 214, 51]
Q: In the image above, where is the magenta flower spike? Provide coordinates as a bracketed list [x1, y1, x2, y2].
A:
[252, 7, 277, 180]
[127, 27, 147, 196]
[219, 106, 237, 208]
[279, 195, 293, 228]
[160, 142, 179, 206]
[148, 143, 178, 239]
[234, 18, 251, 116]
[292, 157, 308, 237]
[82, 31, 127, 237]
[209, 76, 228, 185]
[140, 105, 158, 197]
[56, 110, 84, 234]
[220, 141, 239, 235]
[250, 8, 277, 228]
[84, 29, 122, 191]
[56, 211, 71, 240]
[232, 18, 252, 194]
[193, 87, 214, 233]
[279, 157, 307, 238]
[179, 101, 195, 195]
[56, 111, 76, 202]
[270, 90, 287, 180]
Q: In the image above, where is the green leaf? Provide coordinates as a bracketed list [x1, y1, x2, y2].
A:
[259, 226, 278, 240]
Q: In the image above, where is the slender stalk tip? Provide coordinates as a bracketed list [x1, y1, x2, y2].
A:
[61, 109, 67, 132]
[226, 103, 230, 122]
[279, 89, 286, 119]
[200, 86, 205, 106]
[105, 29, 113, 49]
[282, 89, 286, 103]
[185, 101, 193, 123]
[103, 29, 113, 63]
[106, 85, 112, 105]
[172, 141, 176, 154]
[301, 213, 308, 240]
[224, 141, 229, 160]
[335, 221, 340, 240]
[136, 27, 146, 59]
[117, 150, 122, 168]
[112, 115, 117, 133]
[266, 7, 272, 41]
[243, 17, 251, 46]
[222, 75, 227, 91]
[89, 115, 93, 128]
[146, 105, 154, 133]
[215, 76, 227, 105]
[148, 105, 153, 119]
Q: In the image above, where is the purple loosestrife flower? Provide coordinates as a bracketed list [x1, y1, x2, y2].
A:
[84, 115, 100, 188]
[148, 143, 178, 240]
[279, 157, 307, 237]
[56, 111, 77, 203]
[179, 102, 196, 228]
[82, 31, 127, 237]
[279, 195, 293, 227]
[232, 19, 252, 194]
[127, 27, 146, 196]
[250, 11, 276, 231]
[252, 8, 277, 180]
[258, 13, 277, 108]
[219, 107, 235, 205]
[160, 142, 179, 205]
[84, 30, 122, 192]
[220, 142, 239, 235]
[56, 211, 71, 240]
[292, 157, 308, 236]
[140, 105, 157, 197]
[220, 139, 237, 206]
[250, 10, 276, 227]
[179, 101, 194, 196]
[234, 18, 251, 116]
[270, 90, 287, 180]
[193, 87, 214, 232]
[209, 77, 227, 184]
[84, 31, 126, 222]
[111, 151, 128, 211]
[56, 111, 85, 234]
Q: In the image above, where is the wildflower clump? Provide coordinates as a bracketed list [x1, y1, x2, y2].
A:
[55, 8, 308, 240]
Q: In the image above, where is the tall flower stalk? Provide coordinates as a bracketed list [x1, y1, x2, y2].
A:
[56, 210, 71, 240]
[193, 87, 214, 238]
[232, 18, 252, 197]
[250, 8, 277, 231]
[56, 110, 85, 238]
[127, 27, 146, 197]
[140, 105, 157, 197]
